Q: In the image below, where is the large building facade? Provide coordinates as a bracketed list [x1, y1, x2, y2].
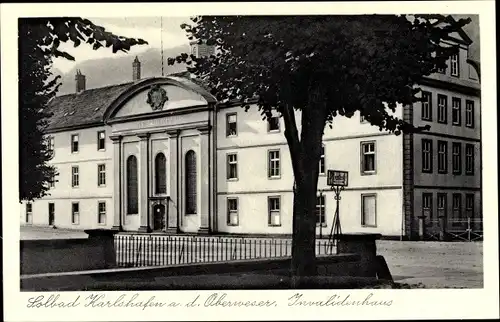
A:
[20, 29, 481, 240]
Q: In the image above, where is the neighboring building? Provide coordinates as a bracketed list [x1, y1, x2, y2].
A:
[402, 27, 482, 240]
[20, 28, 481, 240]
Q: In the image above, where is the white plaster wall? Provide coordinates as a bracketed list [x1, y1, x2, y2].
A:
[217, 132, 403, 193]
[217, 104, 403, 150]
[20, 126, 115, 230]
[21, 198, 113, 229]
[217, 193, 293, 235]
[217, 189, 403, 236]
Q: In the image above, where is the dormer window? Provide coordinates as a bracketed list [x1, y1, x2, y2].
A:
[97, 131, 106, 150]
[71, 134, 79, 153]
[268, 116, 280, 132]
[226, 113, 237, 137]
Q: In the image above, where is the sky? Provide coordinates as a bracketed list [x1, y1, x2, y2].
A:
[52, 15, 480, 74]
[53, 17, 192, 73]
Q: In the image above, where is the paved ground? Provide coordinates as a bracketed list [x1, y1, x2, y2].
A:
[20, 225, 483, 288]
[20, 225, 88, 239]
[376, 240, 482, 288]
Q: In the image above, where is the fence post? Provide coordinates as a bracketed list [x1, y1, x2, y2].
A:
[439, 215, 446, 241]
[418, 216, 425, 240]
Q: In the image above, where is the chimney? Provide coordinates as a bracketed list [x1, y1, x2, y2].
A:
[132, 56, 141, 81]
[75, 69, 86, 93]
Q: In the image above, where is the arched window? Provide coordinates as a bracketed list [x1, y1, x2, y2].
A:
[155, 153, 167, 194]
[185, 150, 197, 214]
[126, 155, 138, 214]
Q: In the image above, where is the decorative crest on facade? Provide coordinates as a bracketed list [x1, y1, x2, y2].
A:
[146, 84, 169, 111]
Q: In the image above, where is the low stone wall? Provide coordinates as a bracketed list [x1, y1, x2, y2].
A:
[21, 254, 369, 291]
[20, 229, 117, 275]
[21, 232, 392, 291]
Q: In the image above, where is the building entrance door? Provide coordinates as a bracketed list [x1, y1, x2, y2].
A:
[153, 204, 166, 231]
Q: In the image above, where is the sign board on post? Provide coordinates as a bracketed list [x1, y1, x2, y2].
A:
[327, 170, 349, 187]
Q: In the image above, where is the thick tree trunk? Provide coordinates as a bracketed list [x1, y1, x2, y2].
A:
[290, 165, 319, 287]
[280, 81, 327, 287]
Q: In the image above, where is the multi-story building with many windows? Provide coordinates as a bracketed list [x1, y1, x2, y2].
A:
[20, 26, 481, 240]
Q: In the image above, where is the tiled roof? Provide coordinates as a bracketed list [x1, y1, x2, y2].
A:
[45, 73, 215, 132]
[46, 81, 135, 131]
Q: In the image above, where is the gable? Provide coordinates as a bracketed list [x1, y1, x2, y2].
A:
[104, 76, 216, 122]
[113, 84, 208, 118]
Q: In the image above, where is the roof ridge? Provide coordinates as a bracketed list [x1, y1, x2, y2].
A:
[54, 80, 136, 98]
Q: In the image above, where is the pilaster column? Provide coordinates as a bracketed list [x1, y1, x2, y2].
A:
[110, 135, 122, 231]
[197, 125, 212, 234]
[166, 129, 180, 232]
[137, 133, 150, 232]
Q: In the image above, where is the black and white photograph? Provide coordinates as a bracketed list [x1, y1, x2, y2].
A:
[2, 1, 498, 321]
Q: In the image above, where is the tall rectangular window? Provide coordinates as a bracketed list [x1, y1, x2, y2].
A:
[268, 196, 281, 226]
[437, 193, 447, 219]
[422, 193, 433, 221]
[226, 153, 238, 180]
[422, 139, 433, 173]
[98, 164, 106, 186]
[465, 100, 474, 128]
[268, 150, 281, 178]
[452, 97, 461, 126]
[465, 194, 474, 219]
[268, 116, 280, 132]
[25, 203, 33, 224]
[316, 195, 326, 226]
[437, 94, 448, 124]
[450, 53, 460, 77]
[361, 194, 377, 227]
[72, 202, 80, 225]
[360, 142, 376, 174]
[226, 113, 237, 137]
[97, 131, 106, 150]
[71, 134, 79, 153]
[452, 193, 462, 225]
[71, 166, 79, 187]
[465, 144, 474, 175]
[452, 142, 462, 174]
[226, 198, 239, 226]
[319, 144, 325, 175]
[98, 201, 106, 225]
[421, 91, 432, 121]
[437, 141, 448, 174]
